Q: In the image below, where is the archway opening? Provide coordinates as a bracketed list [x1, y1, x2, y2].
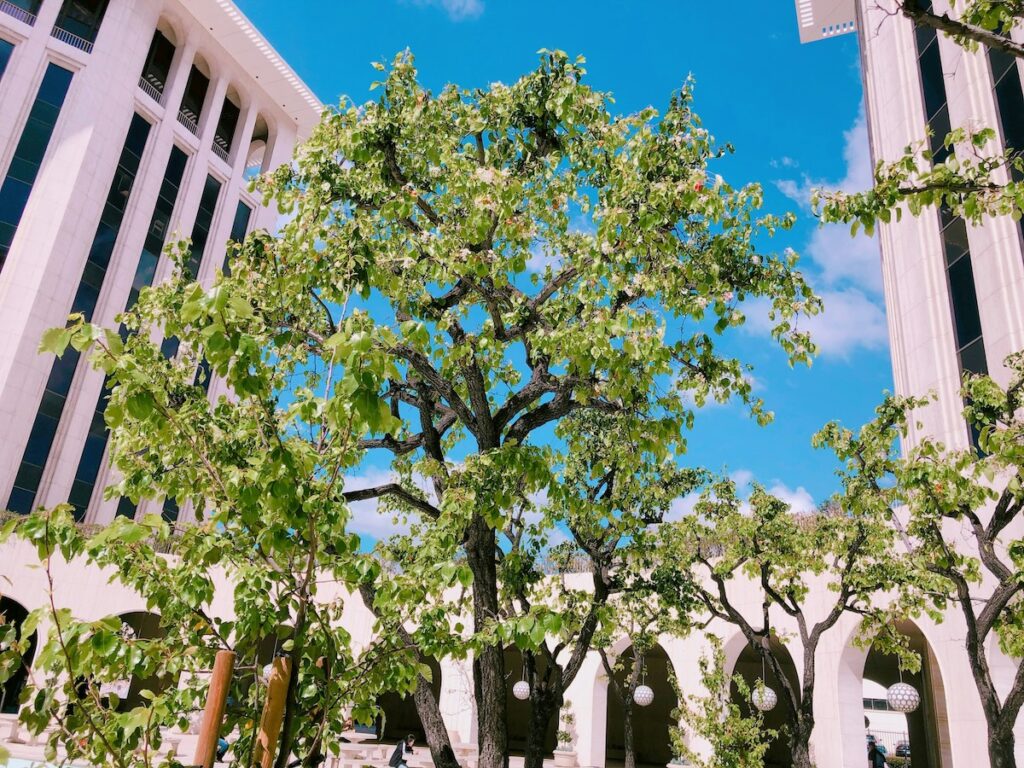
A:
[244, 116, 270, 181]
[729, 637, 800, 768]
[504, 646, 557, 758]
[0, 596, 37, 714]
[112, 611, 173, 711]
[604, 643, 677, 768]
[862, 620, 952, 768]
[377, 656, 443, 743]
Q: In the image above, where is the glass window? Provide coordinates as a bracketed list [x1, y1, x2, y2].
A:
[0, 39, 14, 82]
[0, 64, 73, 272]
[941, 215, 970, 265]
[140, 30, 174, 95]
[989, 47, 1024, 179]
[53, 0, 109, 45]
[67, 146, 189, 518]
[6, 115, 152, 516]
[948, 255, 983, 350]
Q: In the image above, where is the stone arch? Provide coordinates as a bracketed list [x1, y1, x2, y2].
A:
[244, 114, 270, 181]
[728, 635, 801, 768]
[504, 645, 557, 757]
[603, 642, 678, 768]
[114, 610, 175, 711]
[377, 656, 443, 743]
[154, 15, 181, 48]
[838, 618, 953, 768]
[0, 596, 38, 715]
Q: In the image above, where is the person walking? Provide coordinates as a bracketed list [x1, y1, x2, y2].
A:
[868, 741, 886, 768]
[389, 734, 416, 768]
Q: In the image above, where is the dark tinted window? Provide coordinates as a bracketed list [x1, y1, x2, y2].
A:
[53, 0, 109, 45]
[0, 39, 14, 82]
[989, 48, 1024, 179]
[140, 30, 174, 94]
[0, 64, 73, 272]
[948, 255, 983, 348]
[5, 115, 151, 516]
[67, 146, 189, 519]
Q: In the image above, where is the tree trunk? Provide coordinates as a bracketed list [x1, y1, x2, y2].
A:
[524, 690, 560, 768]
[988, 729, 1016, 768]
[789, 716, 814, 768]
[356, 584, 462, 768]
[466, 515, 507, 768]
[622, 702, 635, 768]
[413, 669, 461, 768]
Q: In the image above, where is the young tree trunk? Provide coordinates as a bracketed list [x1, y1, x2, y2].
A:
[356, 585, 462, 768]
[466, 515, 508, 768]
[524, 689, 560, 768]
[622, 702, 635, 768]
[412, 669, 461, 768]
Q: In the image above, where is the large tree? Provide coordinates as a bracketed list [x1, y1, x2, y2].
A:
[3, 50, 817, 768]
[650, 401, 916, 768]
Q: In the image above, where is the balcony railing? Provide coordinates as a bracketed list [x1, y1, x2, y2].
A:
[177, 108, 199, 136]
[50, 25, 93, 54]
[0, 0, 37, 26]
[211, 137, 230, 163]
[138, 74, 164, 105]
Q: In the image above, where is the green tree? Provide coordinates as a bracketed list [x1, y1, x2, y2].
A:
[673, 636, 775, 768]
[888, 356, 1024, 768]
[4, 50, 817, 768]
[272, 49, 814, 768]
[650, 401, 917, 768]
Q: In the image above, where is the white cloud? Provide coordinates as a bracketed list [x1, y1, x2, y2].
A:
[765, 481, 817, 515]
[805, 223, 883, 295]
[777, 106, 872, 211]
[411, 0, 484, 20]
[745, 288, 888, 359]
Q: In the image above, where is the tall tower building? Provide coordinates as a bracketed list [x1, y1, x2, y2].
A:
[0, 0, 321, 523]
[799, 0, 1024, 451]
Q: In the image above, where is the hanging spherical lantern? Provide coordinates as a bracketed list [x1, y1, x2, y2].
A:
[513, 680, 531, 700]
[633, 684, 655, 707]
[886, 682, 920, 713]
[751, 683, 778, 712]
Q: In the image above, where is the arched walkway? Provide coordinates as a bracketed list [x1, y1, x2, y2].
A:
[604, 643, 678, 768]
[378, 656, 443, 743]
[115, 611, 173, 711]
[0, 596, 37, 714]
[504, 646, 557, 757]
[729, 637, 800, 768]
[860, 620, 952, 768]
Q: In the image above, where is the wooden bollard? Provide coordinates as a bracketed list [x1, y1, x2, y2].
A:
[252, 656, 292, 768]
[193, 649, 236, 768]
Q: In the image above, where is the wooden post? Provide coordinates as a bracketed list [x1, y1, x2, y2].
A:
[252, 656, 292, 768]
[193, 649, 236, 768]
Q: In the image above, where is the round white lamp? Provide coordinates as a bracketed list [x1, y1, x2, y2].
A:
[513, 680, 531, 700]
[751, 684, 778, 712]
[886, 682, 920, 713]
[633, 684, 655, 707]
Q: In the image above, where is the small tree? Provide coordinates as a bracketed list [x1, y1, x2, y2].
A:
[650, 400, 916, 768]
[886, 354, 1024, 768]
[673, 636, 775, 768]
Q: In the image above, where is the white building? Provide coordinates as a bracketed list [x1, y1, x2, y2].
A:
[0, 0, 320, 523]
[0, 1, 1021, 767]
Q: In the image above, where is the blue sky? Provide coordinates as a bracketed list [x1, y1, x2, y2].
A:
[236, 0, 891, 533]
